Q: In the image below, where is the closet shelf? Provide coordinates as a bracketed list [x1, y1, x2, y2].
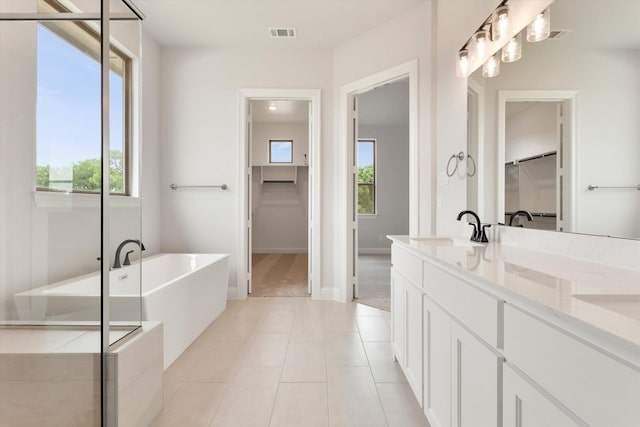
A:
[258, 165, 299, 184]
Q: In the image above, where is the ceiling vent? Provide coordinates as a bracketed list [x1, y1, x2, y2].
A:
[548, 30, 570, 40]
[269, 28, 296, 39]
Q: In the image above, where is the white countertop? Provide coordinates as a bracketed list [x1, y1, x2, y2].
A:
[388, 235, 640, 366]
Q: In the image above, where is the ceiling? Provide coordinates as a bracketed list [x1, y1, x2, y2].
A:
[358, 78, 409, 126]
[252, 100, 309, 123]
[135, 0, 425, 48]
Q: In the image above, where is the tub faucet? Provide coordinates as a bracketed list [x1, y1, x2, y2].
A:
[457, 210, 490, 243]
[509, 210, 533, 227]
[113, 239, 145, 269]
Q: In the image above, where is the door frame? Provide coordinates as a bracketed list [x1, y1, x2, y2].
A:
[497, 90, 578, 232]
[337, 60, 419, 302]
[238, 88, 321, 299]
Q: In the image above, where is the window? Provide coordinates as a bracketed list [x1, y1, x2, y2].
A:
[269, 140, 293, 163]
[358, 139, 376, 215]
[35, 0, 132, 195]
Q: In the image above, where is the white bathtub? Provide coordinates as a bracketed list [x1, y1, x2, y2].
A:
[13, 253, 229, 368]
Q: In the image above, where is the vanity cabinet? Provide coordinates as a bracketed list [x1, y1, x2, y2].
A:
[423, 295, 451, 427]
[451, 322, 503, 427]
[390, 246, 423, 403]
[503, 364, 582, 427]
[390, 238, 640, 427]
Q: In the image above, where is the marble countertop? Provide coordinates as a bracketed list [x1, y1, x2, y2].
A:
[388, 235, 640, 365]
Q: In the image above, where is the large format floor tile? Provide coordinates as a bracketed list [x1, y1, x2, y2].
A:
[151, 297, 429, 427]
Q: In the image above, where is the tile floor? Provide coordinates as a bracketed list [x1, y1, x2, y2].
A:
[151, 297, 429, 427]
[357, 254, 392, 312]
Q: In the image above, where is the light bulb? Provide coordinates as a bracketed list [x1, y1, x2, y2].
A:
[456, 50, 470, 78]
[502, 32, 522, 63]
[474, 30, 488, 58]
[491, 5, 510, 42]
[268, 105, 277, 111]
[482, 54, 500, 78]
[527, 8, 551, 42]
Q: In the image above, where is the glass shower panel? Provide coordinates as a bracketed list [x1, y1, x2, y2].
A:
[108, 0, 143, 344]
[0, 10, 103, 427]
[0, 0, 143, 424]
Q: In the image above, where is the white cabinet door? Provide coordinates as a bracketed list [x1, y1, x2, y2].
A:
[424, 295, 451, 427]
[405, 281, 423, 403]
[503, 364, 585, 427]
[451, 322, 503, 427]
[390, 267, 405, 364]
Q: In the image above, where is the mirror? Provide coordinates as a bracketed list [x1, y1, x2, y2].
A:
[468, 0, 640, 239]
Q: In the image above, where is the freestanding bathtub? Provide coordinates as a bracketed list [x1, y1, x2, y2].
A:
[13, 253, 229, 369]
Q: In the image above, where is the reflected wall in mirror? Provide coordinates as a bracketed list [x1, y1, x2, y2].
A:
[468, 0, 640, 239]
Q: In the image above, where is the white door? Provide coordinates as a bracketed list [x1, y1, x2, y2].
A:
[307, 102, 313, 295]
[348, 94, 359, 299]
[246, 100, 253, 294]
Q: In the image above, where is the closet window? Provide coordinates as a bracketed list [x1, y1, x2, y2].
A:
[269, 140, 293, 163]
[358, 139, 376, 215]
[35, 0, 132, 195]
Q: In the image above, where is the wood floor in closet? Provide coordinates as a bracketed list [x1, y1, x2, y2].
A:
[251, 253, 309, 297]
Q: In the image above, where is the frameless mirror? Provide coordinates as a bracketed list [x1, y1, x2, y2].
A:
[468, 0, 640, 239]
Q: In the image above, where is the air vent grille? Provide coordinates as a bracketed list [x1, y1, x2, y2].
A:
[269, 28, 296, 38]
[548, 30, 570, 39]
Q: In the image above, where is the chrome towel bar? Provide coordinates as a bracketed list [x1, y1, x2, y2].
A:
[170, 183, 228, 190]
[587, 184, 640, 191]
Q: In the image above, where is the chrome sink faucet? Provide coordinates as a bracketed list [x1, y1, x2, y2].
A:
[113, 239, 145, 269]
[457, 210, 491, 243]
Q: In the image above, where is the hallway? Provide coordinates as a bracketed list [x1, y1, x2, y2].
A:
[152, 297, 429, 427]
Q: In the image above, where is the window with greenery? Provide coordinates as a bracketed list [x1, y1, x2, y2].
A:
[269, 140, 293, 163]
[36, 0, 132, 195]
[358, 139, 376, 215]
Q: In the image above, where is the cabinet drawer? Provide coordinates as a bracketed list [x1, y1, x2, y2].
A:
[392, 244, 422, 285]
[504, 305, 640, 427]
[422, 261, 502, 348]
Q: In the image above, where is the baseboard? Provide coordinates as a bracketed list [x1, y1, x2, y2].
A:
[358, 248, 391, 255]
[252, 248, 308, 254]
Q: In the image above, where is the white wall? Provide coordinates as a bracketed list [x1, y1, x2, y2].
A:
[0, 3, 161, 319]
[158, 47, 333, 295]
[251, 122, 309, 166]
[505, 102, 558, 163]
[251, 122, 309, 253]
[358, 125, 410, 252]
[333, 2, 432, 236]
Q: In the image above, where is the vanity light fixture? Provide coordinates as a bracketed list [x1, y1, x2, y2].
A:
[482, 54, 500, 78]
[474, 30, 488, 57]
[456, 49, 471, 77]
[491, 4, 511, 42]
[527, 7, 551, 42]
[502, 32, 522, 63]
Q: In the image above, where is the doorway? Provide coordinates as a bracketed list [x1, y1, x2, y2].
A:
[355, 78, 410, 311]
[250, 100, 310, 297]
[497, 90, 577, 232]
[337, 60, 418, 304]
[238, 89, 321, 299]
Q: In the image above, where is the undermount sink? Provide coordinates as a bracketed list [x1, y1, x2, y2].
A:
[410, 237, 482, 247]
[572, 294, 640, 321]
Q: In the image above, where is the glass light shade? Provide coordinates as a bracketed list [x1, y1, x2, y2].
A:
[502, 32, 522, 63]
[473, 30, 489, 58]
[482, 54, 500, 78]
[527, 8, 551, 42]
[491, 5, 510, 42]
[456, 50, 471, 77]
